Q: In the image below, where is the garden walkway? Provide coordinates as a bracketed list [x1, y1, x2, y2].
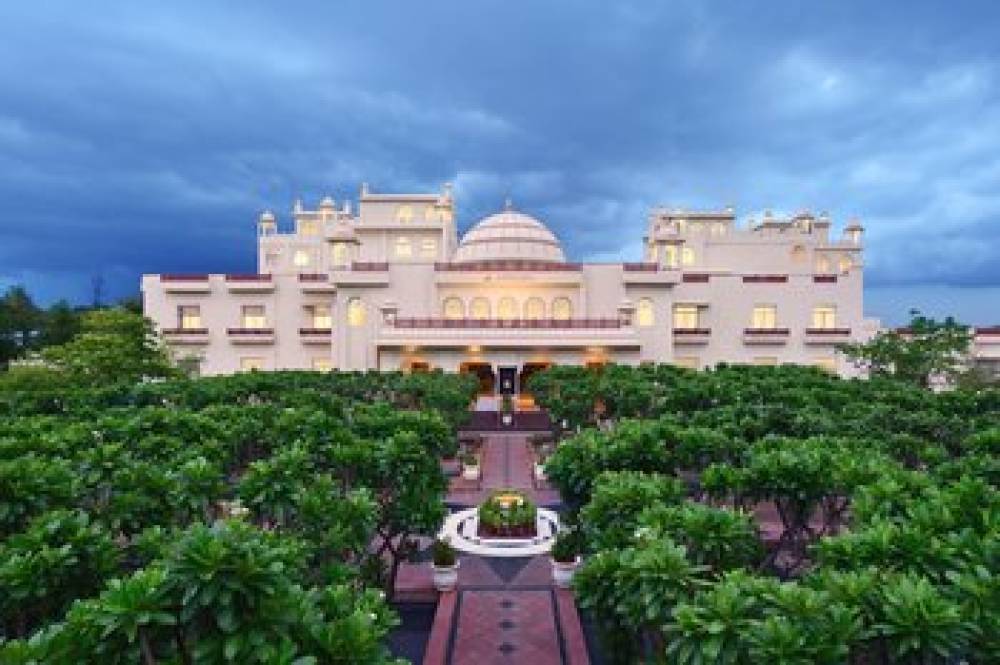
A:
[416, 432, 590, 665]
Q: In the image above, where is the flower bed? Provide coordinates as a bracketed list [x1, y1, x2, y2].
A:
[477, 489, 537, 538]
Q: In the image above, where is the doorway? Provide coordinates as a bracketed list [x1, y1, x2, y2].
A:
[497, 366, 517, 396]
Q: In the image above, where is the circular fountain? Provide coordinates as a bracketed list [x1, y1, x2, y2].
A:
[439, 490, 560, 557]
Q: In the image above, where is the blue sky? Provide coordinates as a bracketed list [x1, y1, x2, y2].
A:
[1, 1, 999, 324]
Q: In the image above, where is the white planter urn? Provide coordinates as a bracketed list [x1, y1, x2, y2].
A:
[534, 463, 547, 481]
[502, 412, 513, 425]
[551, 557, 580, 589]
[462, 464, 480, 481]
[432, 562, 460, 592]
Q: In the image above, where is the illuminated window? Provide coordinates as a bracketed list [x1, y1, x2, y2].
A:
[178, 305, 201, 329]
[298, 219, 320, 236]
[663, 244, 679, 268]
[674, 356, 699, 369]
[421, 238, 437, 258]
[524, 297, 545, 320]
[293, 249, 312, 268]
[332, 243, 349, 266]
[424, 206, 437, 222]
[552, 297, 573, 320]
[751, 305, 777, 329]
[470, 297, 491, 318]
[396, 205, 414, 223]
[395, 236, 412, 258]
[443, 297, 465, 319]
[498, 297, 518, 320]
[241, 305, 266, 329]
[816, 254, 831, 273]
[312, 358, 333, 372]
[673, 305, 699, 329]
[240, 357, 264, 372]
[637, 298, 655, 327]
[753, 356, 778, 366]
[812, 305, 836, 329]
[347, 298, 365, 327]
[675, 219, 688, 233]
[839, 256, 853, 273]
[814, 357, 837, 373]
[310, 304, 332, 328]
[681, 247, 695, 266]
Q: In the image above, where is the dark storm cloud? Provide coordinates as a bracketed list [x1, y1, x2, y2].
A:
[1, 0, 999, 318]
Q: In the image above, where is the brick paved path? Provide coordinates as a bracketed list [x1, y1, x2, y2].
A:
[422, 432, 590, 665]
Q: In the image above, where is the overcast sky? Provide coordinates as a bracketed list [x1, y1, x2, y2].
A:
[1, 1, 999, 324]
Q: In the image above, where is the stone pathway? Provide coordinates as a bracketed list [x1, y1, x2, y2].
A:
[419, 432, 590, 665]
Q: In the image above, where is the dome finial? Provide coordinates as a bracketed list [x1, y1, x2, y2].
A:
[504, 196, 514, 212]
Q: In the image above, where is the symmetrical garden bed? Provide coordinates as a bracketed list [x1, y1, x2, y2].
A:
[477, 489, 537, 538]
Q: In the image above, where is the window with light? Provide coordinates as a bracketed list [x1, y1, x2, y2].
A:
[332, 243, 349, 266]
[674, 356, 699, 369]
[395, 237, 412, 258]
[312, 358, 333, 372]
[673, 305, 699, 329]
[396, 205, 414, 223]
[179, 305, 201, 329]
[751, 305, 777, 329]
[552, 297, 573, 320]
[241, 305, 266, 329]
[470, 297, 490, 319]
[753, 356, 778, 366]
[663, 245, 679, 268]
[443, 297, 465, 319]
[347, 298, 365, 327]
[311, 305, 332, 328]
[240, 357, 264, 372]
[681, 247, 695, 266]
[814, 357, 836, 373]
[839, 256, 853, 273]
[816, 254, 831, 273]
[293, 249, 312, 268]
[498, 297, 518, 320]
[812, 305, 836, 329]
[524, 297, 545, 320]
[298, 220, 320, 236]
[637, 298, 655, 327]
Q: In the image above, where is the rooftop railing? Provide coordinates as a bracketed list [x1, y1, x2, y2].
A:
[160, 274, 209, 282]
[351, 262, 389, 271]
[434, 260, 582, 272]
[813, 274, 838, 283]
[742, 274, 789, 283]
[622, 262, 659, 272]
[297, 273, 329, 282]
[682, 273, 711, 283]
[225, 273, 272, 282]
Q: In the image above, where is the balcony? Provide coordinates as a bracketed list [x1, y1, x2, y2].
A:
[160, 274, 211, 294]
[622, 263, 679, 286]
[332, 262, 390, 287]
[227, 327, 275, 344]
[161, 327, 210, 345]
[225, 274, 274, 293]
[743, 327, 790, 345]
[298, 273, 336, 294]
[378, 317, 638, 350]
[804, 327, 852, 345]
[813, 274, 838, 283]
[975, 327, 1000, 348]
[299, 327, 332, 344]
[435, 260, 582, 272]
[682, 273, 711, 283]
[672, 327, 711, 345]
[743, 274, 788, 284]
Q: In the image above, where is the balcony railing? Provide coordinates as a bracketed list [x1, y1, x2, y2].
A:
[297, 273, 329, 282]
[744, 327, 791, 335]
[160, 274, 209, 282]
[225, 273, 272, 282]
[622, 262, 658, 272]
[434, 260, 582, 272]
[813, 274, 838, 283]
[163, 327, 209, 335]
[744, 327, 790, 345]
[673, 327, 711, 335]
[351, 262, 389, 271]
[299, 327, 332, 335]
[743, 274, 788, 283]
[161, 327, 210, 345]
[805, 327, 851, 335]
[682, 273, 711, 283]
[227, 327, 274, 335]
[673, 328, 711, 344]
[392, 317, 623, 330]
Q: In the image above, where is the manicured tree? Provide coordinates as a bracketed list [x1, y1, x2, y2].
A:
[238, 444, 314, 529]
[0, 454, 77, 537]
[839, 310, 972, 388]
[0, 510, 120, 638]
[637, 502, 762, 575]
[579, 471, 685, 551]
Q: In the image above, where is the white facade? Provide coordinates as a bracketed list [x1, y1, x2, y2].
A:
[142, 183, 881, 386]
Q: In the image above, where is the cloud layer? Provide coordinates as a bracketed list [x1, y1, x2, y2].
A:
[1, 1, 998, 322]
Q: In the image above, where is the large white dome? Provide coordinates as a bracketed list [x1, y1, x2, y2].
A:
[452, 208, 566, 263]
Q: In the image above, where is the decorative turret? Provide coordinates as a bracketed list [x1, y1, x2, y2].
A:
[844, 219, 864, 245]
[258, 210, 277, 236]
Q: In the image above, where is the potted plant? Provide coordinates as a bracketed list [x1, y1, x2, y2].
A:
[431, 538, 459, 591]
[501, 394, 514, 426]
[460, 452, 480, 480]
[550, 529, 581, 589]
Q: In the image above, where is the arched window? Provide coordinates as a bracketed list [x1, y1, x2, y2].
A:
[839, 256, 853, 273]
[637, 298, 655, 327]
[498, 297, 518, 320]
[524, 297, 545, 320]
[552, 297, 572, 320]
[816, 254, 831, 273]
[347, 298, 366, 327]
[470, 297, 491, 319]
[396, 205, 414, 223]
[663, 245, 679, 268]
[681, 247, 695, 266]
[395, 236, 412, 258]
[443, 297, 465, 319]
